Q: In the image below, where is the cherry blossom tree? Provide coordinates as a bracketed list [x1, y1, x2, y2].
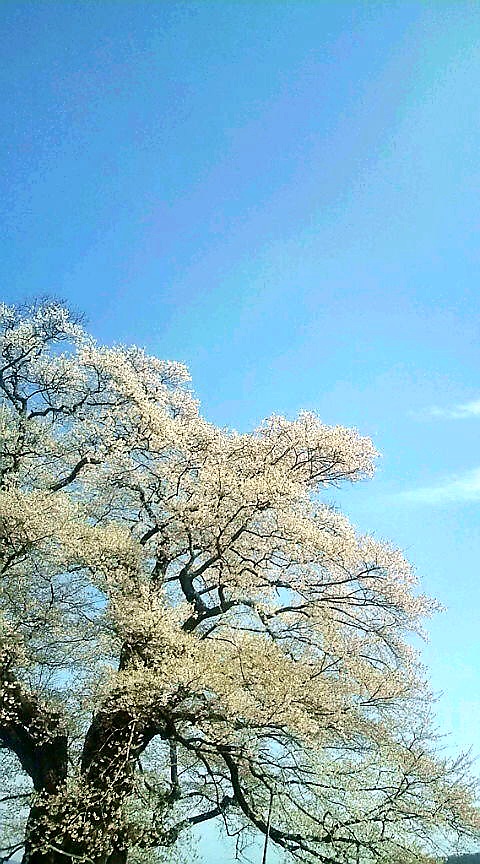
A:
[0, 300, 478, 864]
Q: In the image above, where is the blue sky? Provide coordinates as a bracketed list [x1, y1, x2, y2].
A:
[2, 1, 480, 859]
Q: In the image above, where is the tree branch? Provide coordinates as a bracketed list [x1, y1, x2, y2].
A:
[49, 456, 100, 492]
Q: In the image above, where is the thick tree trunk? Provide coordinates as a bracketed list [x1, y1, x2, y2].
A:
[22, 791, 130, 864]
[22, 803, 129, 864]
[22, 803, 67, 864]
[20, 706, 160, 864]
[0, 666, 70, 863]
[106, 853, 128, 864]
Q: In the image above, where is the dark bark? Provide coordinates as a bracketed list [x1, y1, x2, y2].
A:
[0, 681, 68, 794]
[22, 806, 66, 864]
[5, 676, 165, 862]
[105, 853, 127, 864]
[0, 667, 68, 863]
[22, 830, 128, 864]
[73, 706, 161, 863]
[22, 803, 129, 864]
[9, 702, 138, 863]
[81, 706, 157, 785]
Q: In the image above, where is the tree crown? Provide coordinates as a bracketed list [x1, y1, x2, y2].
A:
[0, 301, 478, 864]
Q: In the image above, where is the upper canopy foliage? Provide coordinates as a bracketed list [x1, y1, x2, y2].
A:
[0, 300, 478, 864]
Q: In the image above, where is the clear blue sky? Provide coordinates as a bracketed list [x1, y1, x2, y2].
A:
[3, 1, 480, 859]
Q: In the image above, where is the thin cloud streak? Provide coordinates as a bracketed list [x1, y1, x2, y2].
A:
[426, 399, 480, 420]
[401, 467, 480, 505]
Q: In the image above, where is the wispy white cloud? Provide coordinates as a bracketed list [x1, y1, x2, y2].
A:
[401, 467, 480, 505]
[425, 398, 480, 420]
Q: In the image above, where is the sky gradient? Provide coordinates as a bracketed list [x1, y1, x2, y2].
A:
[2, 2, 480, 860]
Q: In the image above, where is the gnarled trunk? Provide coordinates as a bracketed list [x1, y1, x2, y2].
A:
[22, 800, 129, 864]
[19, 707, 159, 864]
[22, 802, 68, 864]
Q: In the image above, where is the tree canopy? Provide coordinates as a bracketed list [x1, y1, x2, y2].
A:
[0, 301, 478, 864]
